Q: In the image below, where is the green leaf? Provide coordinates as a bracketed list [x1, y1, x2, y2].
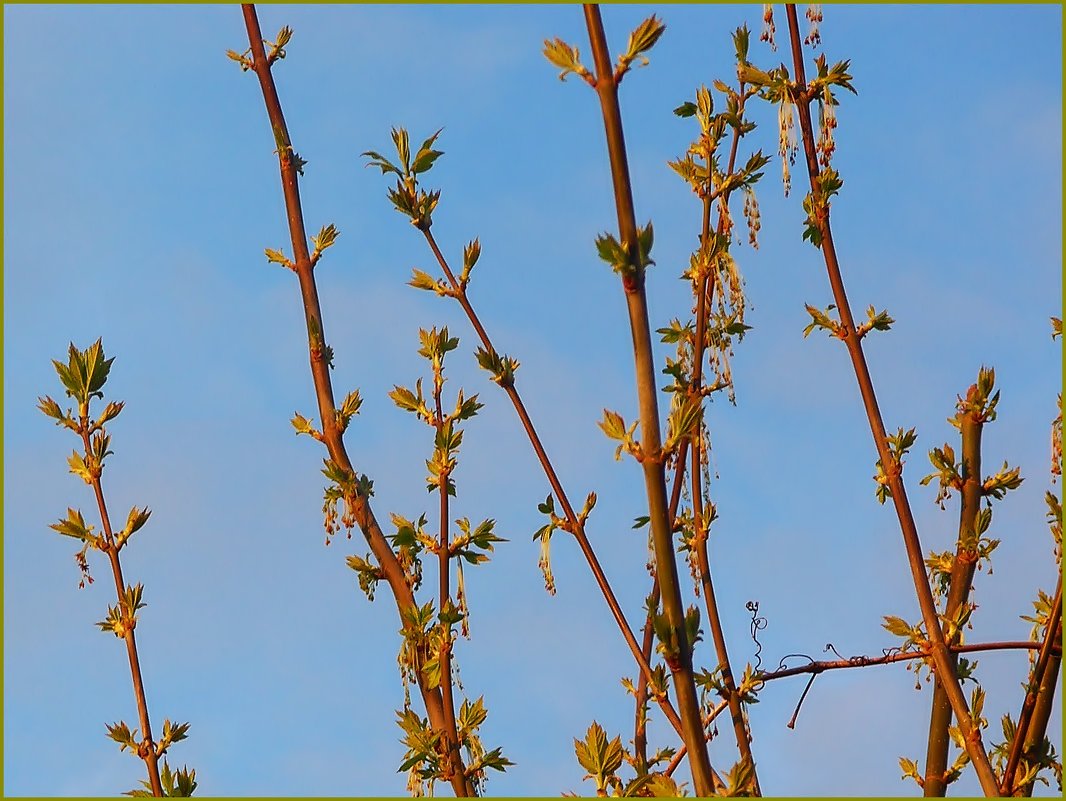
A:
[458, 695, 489, 739]
[636, 221, 655, 269]
[290, 411, 317, 438]
[733, 24, 751, 64]
[338, 389, 362, 428]
[738, 63, 774, 86]
[50, 508, 94, 542]
[37, 395, 66, 422]
[594, 232, 629, 273]
[543, 37, 589, 82]
[410, 128, 444, 175]
[52, 340, 113, 404]
[461, 238, 481, 283]
[618, 15, 666, 75]
[598, 409, 627, 441]
[882, 615, 914, 638]
[408, 268, 442, 293]
[644, 773, 682, 797]
[159, 719, 191, 749]
[389, 380, 424, 416]
[67, 450, 94, 484]
[574, 721, 610, 775]
[664, 395, 702, 452]
[802, 303, 840, 338]
[311, 223, 340, 254]
[391, 127, 411, 173]
[95, 400, 125, 428]
[673, 101, 698, 118]
[472, 746, 514, 773]
[452, 390, 484, 422]
[106, 721, 138, 752]
[899, 756, 923, 787]
[124, 506, 151, 537]
[81, 339, 113, 397]
[982, 462, 1023, 499]
[361, 149, 401, 177]
[264, 247, 293, 268]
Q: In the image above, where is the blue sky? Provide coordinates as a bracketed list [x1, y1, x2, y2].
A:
[4, 3, 1062, 796]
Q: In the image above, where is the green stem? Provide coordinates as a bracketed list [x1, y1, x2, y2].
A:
[582, 4, 714, 794]
[924, 412, 984, 796]
[241, 6, 471, 794]
[782, 6, 998, 795]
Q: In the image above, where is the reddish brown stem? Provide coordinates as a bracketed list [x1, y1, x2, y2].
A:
[433, 380, 465, 793]
[924, 409, 984, 796]
[81, 422, 163, 797]
[684, 96, 760, 792]
[241, 5, 471, 794]
[783, 6, 997, 794]
[582, 4, 713, 794]
[757, 640, 1056, 683]
[420, 227, 688, 742]
[1001, 578, 1062, 794]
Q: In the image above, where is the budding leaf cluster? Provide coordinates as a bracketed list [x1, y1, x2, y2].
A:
[616, 15, 667, 79]
[475, 348, 520, 388]
[574, 722, 625, 795]
[598, 409, 641, 462]
[595, 222, 654, 278]
[542, 37, 592, 83]
[874, 427, 917, 505]
[127, 760, 198, 798]
[363, 128, 444, 230]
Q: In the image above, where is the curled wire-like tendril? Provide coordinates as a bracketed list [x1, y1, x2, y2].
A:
[824, 642, 874, 667]
[747, 600, 767, 672]
[776, 653, 815, 672]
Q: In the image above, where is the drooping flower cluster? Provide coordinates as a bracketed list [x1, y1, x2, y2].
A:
[760, 5, 777, 51]
[817, 88, 838, 167]
[778, 95, 797, 196]
[805, 4, 823, 48]
[742, 186, 762, 249]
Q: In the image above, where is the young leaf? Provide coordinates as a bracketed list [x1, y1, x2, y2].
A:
[264, 247, 295, 270]
[311, 223, 340, 255]
[361, 149, 401, 177]
[617, 15, 666, 76]
[123, 506, 151, 538]
[408, 268, 443, 294]
[543, 38, 591, 83]
[410, 128, 444, 175]
[106, 721, 138, 752]
[50, 508, 94, 542]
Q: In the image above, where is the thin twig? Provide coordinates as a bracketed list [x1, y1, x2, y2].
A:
[420, 227, 687, 741]
[82, 424, 163, 797]
[756, 640, 1054, 683]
